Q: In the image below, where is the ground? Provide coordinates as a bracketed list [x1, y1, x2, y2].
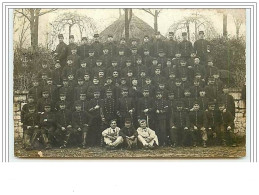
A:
[14, 140, 246, 159]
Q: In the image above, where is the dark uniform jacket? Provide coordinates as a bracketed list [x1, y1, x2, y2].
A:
[72, 110, 91, 128]
[117, 97, 135, 117]
[154, 99, 169, 120]
[119, 126, 138, 138]
[39, 111, 56, 128]
[56, 109, 72, 128]
[86, 56, 96, 69]
[55, 42, 68, 67]
[219, 111, 234, 127]
[204, 110, 221, 128]
[189, 110, 205, 128]
[166, 39, 179, 58]
[137, 97, 154, 119]
[193, 39, 210, 61]
[219, 94, 235, 117]
[170, 109, 189, 127]
[178, 40, 193, 58]
[68, 43, 78, 56]
[102, 97, 116, 122]
[78, 44, 89, 60]
[90, 41, 103, 57]
[152, 39, 166, 56]
[29, 86, 42, 100]
[24, 112, 40, 129]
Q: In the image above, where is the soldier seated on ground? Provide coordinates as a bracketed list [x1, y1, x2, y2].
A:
[119, 118, 138, 150]
[102, 120, 123, 150]
[137, 119, 159, 149]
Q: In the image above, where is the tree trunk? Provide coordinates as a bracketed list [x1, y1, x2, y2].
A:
[154, 10, 158, 33]
[125, 9, 130, 42]
[223, 14, 228, 37]
[186, 22, 190, 41]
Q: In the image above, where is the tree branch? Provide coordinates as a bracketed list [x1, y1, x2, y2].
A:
[38, 9, 58, 16]
[142, 9, 155, 16]
[15, 9, 31, 22]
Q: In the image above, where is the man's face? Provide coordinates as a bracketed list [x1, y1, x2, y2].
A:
[69, 38, 74, 43]
[184, 91, 191, 97]
[155, 69, 161, 75]
[208, 80, 215, 85]
[132, 80, 138, 86]
[169, 74, 176, 80]
[199, 34, 204, 39]
[32, 81, 39, 86]
[182, 77, 187, 82]
[223, 88, 229, 94]
[219, 105, 225, 112]
[47, 80, 53, 85]
[143, 91, 149, 97]
[175, 81, 181, 86]
[108, 37, 113, 42]
[84, 75, 90, 81]
[96, 62, 102, 67]
[132, 41, 137, 45]
[177, 106, 183, 111]
[106, 92, 112, 98]
[140, 72, 146, 77]
[42, 75, 47, 80]
[29, 108, 35, 114]
[209, 105, 215, 111]
[155, 34, 161, 39]
[99, 72, 104, 77]
[159, 84, 165, 89]
[67, 60, 73, 65]
[82, 39, 87, 45]
[121, 80, 126, 85]
[152, 60, 158, 65]
[42, 92, 49, 98]
[175, 53, 181, 58]
[125, 122, 131, 128]
[145, 79, 151, 85]
[180, 61, 186, 66]
[59, 37, 64, 43]
[89, 52, 94, 57]
[167, 61, 172, 66]
[42, 64, 47, 69]
[193, 104, 200, 111]
[81, 63, 87, 68]
[122, 91, 128, 97]
[110, 121, 117, 129]
[208, 61, 213, 66]
[194, 58, 200, 64]
[63, 81, 68, 86]
[126, 62, 131, 67]
[127, 72, 133, 77]
[182, 35, 187, 40]
[94, 93, 100, 99]
[137, 59, 142, 64]
[68, 75, 74, 80]
[103, 49, 109, 54]
[169, 34, 174, 39]
[195, 74, 201, 79]
[80, 95, 86, 100]
[120, 39, 126, 44]
[144, 51, 150, 56]
[213, 74, 220, 79]
[168, 94, 174, 100]
[156, 94, 162, 99]
[75, 105, 81, 111]
[131, 49, 137, 55]
[194, 81, 199, 86]
[59, 104, 66, 110]
[60, 95, 66, 101]
[144, 37, 149, 42]
[158, 53, 165, 57]
[28, 97, 34, 103]
[200, 91, 206, 97]
[113, 71, 119, 78]
[78, 80, 84, 85]
[112, 62, 118, 67]
[71, 49, 77, 55]
[93, 79, 99, 85]
[119, 51, 124, 56]
[140, 121, 147, 128]
[55, 63, 61, 69]
[44, 107, 51, 112]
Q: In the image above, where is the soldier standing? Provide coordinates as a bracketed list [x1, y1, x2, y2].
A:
[78, 37, 89, 60]
[54, 34, 68, 69]
[178, 32, 193, 61]
[91, 33, 103, 57]
[193, 31, 211, 64]
[68, 35, 78, 55]
[166, 32, 179, 58]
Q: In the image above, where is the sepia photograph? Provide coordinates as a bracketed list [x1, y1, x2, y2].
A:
[13, 8, 246, 158]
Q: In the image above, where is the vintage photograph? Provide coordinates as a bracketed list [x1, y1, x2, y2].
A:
[13, 8, 246, 158]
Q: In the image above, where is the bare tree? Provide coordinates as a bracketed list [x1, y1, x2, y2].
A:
[142, 9, 162, 33]
[15, 9, 57, 51]
[124, 9, 132, 42]
[229, 9, 246, 39]
[14, 12, 30, 49]
[50, 12, 97, 42]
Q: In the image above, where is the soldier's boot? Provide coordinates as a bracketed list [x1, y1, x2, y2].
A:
[42, 134, 51, 149]
[82, 132, 87, 149]
[24, 134, 32, 150]
[31, 131, 39, 149]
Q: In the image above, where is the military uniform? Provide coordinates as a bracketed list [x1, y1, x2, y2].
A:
[193, 32, 211, 64]
[166, 33, 179, 58]
[55, 34, 68, 68]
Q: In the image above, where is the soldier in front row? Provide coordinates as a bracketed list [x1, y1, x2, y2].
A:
[102, 120, 123, 149]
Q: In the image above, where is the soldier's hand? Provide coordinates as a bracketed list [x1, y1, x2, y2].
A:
[201, 127, 206, 131]
[34, 125, 39, 128]
[188, 66, 192, 69]
[227, 126, 232, 130]
[95, 105, 100, 109]
[27, 126, 31, 129]
[194, 126, 198, 130]
[184, 127, 188, 130]
[156, 110, 160, 114]
[129, 109, 133, 113]
[144, 109, 149, 113]
[44, 119, 48, 122]
[67, 125, 72, 128]
[223, 109, 227, 113]
[78, 128, 81, 131]
[61, 127, 66, 131]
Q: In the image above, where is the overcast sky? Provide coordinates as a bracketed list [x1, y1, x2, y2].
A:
[14, 8, 246, 48]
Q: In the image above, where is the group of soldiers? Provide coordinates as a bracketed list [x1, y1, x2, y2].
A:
[21, 30, 237, 150]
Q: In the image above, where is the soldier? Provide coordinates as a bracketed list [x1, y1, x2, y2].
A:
[117, 48, 127, 68]
[205, 58, 219, 80]
[78, 37, 89, 60]
[54, 34, 68, 69]
[213, 72, 224, 95]
[37, 60, 51, 80]
[193, 31, 211, 64]
[45, 77, 58, 104]
[178, 32, 193, 61]
[152, 67, 164, 85]
[137, 119, 159, 149]
[91, 33, 103, 57]
[102, 120, 123, 150]
[163, 58, 175, 78]
[134, 57, 146, 76]
[119, 118, 138, 149]
[190, 78, 202, 100]
[183, 88, 194, 112]
[76, 59, 92, 79]
[188, 102, 207, 147]
[28, 78, 42, 100]
[172, 52, 182, 68]
[142, 48, 153, 68]
[205, 76, 218, 101]
[39, 104, 56, 149]
[100, 47, 111, 68]
[37, 90, 53, 113]
[55, 101, 73, 148]
[104, 34, 117, 56]
[169, 100, 189, 147]
[52, 60, 63, 87]
[172, 79, 184, 100]
[77, 93, 88, 112]
[59, 78, 74, 103]
[86, 49, 96, 69]
[181, 74, 190, 90]
[204, 102, 221, 146]
[68, 46, 81, 69]
[218, 103, 236, 147]
[122, 59, 134, 78]
[93, 59, 105, 77]
[140, 35, 153, 57]
[152, 31, 165, 56]
[67, 74, 77, 89]
[154, 91, 169, 146]
[62, 56, 77, 79]
[166, 32, 179, 58]
[219, 85, 236, 118]
[107, 59, 121, 77]
[156, 82, 169, 100]
[72, 101, 91, 148]
[102, 89, 117, 129]
[87, 77, 103, 100]
[198, 89, 209, 111]
[88, 91, 103, 146]
[143, 77, 155, 98]
[138, 69, 147, 90]
[191, 57, 206, 80]
[68, 35, 78, 55]
[55, 92, 71, 111]
[157, 49, 167, 70]
[23, 105, 40, 150]
[117, 37, 130, 56]
[116, 88, 135, 127]
[97, 69, 106, 86]
[130, 47, 141, 68]
[137, 89, 154, 129]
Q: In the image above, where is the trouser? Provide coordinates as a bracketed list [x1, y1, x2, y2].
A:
[31, 127, 54, 147]
[23, 128, 36, 148]
[155, 118, 167, 146]
[220, 124, 236, 145]
[206, 126, 220, 145]
[103, 136, 123, 147]
[88, 117, 102, 146]
[71, 125, 89, 146]
[137, 135, 159, 147]
[169, 126, 185, 146]
[124, 137, 137, 148]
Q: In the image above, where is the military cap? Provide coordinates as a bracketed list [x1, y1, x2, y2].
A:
[208, 101, 215, 106]
[106, 76, 112, 80]
[120, 37, 126, 40]
[118, 47, 125, 52]
[93, 33, 99, 38]
[193, 78, 200, 83]
[155, 31, 161, 35]
[27, 94, 34, 99]
[184, 88, 191, 92]
[158, 49, 164, 53]
[155, 66, 161, 70]
[120, 77, 126, 81]
[63, 78, 68, 81]
[182, 32, 187, 36]
[139, 119, 147, 123]
[169, 91, 175, 95]
[89, 49, 95, 53]
[125, 118, 132, 124]
[74, 100, 82, 106]
[93, 76, 99, 80]
[57, 101, 66, 106]
[47, 77, 53, 81]
[69, 35, 74, 39]
[28, 105, 36, 110]
[131, 47, 138, 50]
[218, 102, 225, 106]
[106, 89, 113, 93]
[222, 84, 229, 89]
[55, 60, 60, 63]
[145, 76, 151, 80]
[108, 34, 113, 38]
[143, 88, 150, 92]
[169, 32, 174, 35]
[59, 91, 66, 95]
[42, 88, 49, 93]
[127, 69, 133, 73]
[199, 31, 204, 35]
[136, 56, 142, 60]
[81, 37, 87, 41]
[96, 59, 102, 63]
[103, 46, 109, 50]
[77, 77, 84, 81]
[144, 48, 150, 51]
[94, 91, 100, 94]
[122, 87, 129, 91]
[132, 77, 138, 81]
[175, 78, 181, 82]
[58, 34, 64, 38]
[79, 92, 86, 95]
[193, 101, 200, 106]
[152, 57, 158, 61]
[44, 103, 51, 108]
[144, 35, 149, 38]
[156, 90, 162, 94]
[80, 59, 87, 64]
